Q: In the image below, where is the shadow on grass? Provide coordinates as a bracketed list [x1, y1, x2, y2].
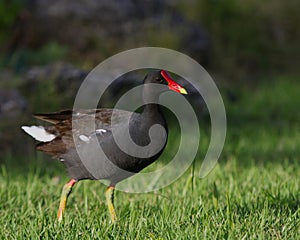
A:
[234, 193, 300, 219]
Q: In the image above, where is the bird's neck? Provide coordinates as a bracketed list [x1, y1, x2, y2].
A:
[141, 84, 160, 114]
[141, 103, 161, 117]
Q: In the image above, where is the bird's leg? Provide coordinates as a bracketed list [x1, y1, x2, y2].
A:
[105, 185, 117, 223]
[57, 179, 76, 222]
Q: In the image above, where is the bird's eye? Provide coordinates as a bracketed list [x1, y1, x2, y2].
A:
[155, 77, 163, 83]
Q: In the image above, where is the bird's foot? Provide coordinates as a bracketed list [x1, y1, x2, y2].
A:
[57, 179, 76, 222]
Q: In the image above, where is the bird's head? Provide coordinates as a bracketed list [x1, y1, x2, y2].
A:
[144, 70, 187, 95]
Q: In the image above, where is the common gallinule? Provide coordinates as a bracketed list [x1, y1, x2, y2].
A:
[22, 70, 187, 222]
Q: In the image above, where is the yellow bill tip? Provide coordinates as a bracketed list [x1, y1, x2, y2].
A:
[179, 88, 188, 95]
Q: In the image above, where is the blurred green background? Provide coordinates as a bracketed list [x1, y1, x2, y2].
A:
[1, 0, 300, 156]
[0, 0, 299, 164]
[1, 0, 299, 75]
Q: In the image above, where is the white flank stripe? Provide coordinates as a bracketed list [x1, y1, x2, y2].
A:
[96, 129, 107, 133]
[21, 126, 56, 142]
[79, 135, 90, 143]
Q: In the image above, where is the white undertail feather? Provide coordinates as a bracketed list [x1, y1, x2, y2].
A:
[21, 126, 56, 142]
[79, 134, 90, 143]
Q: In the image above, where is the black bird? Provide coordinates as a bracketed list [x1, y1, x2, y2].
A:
[22, 70, 187, 222]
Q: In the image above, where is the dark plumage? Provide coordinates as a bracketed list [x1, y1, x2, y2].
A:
[22, 70, 187, 222]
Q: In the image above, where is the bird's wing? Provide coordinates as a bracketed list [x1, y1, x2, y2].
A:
[34, 110, 74, 124]
[35, 108, 139, 156]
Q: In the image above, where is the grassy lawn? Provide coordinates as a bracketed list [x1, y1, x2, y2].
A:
[0, 78, 299, 239]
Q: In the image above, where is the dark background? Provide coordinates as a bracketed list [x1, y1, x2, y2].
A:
[0, 0, 299, 157]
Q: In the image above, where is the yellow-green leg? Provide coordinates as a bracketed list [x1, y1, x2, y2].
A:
[105, 186, 117, 223]
[57, 179, 76, 222]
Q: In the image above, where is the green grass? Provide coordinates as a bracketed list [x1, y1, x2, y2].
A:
[0, 78, 299, 239]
